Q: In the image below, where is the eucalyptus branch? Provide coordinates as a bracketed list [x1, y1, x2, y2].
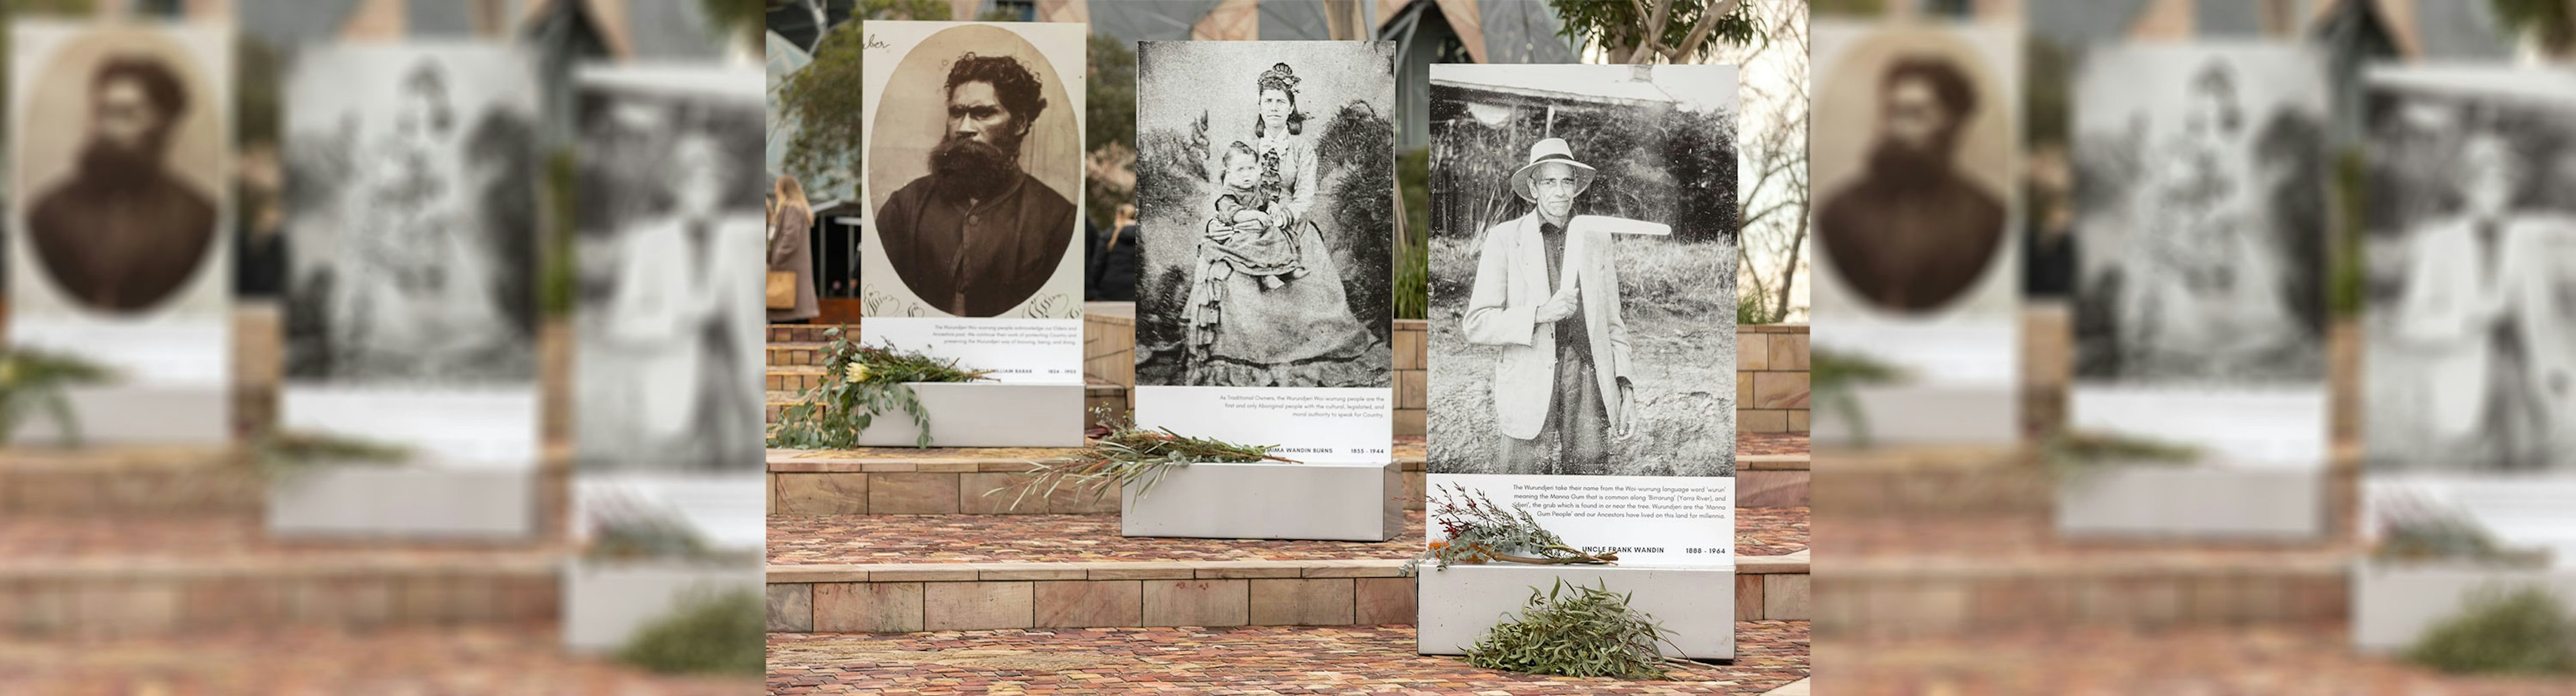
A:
[250, 430, 412, 486]
[766, 328, 991, 449]
[989, 409, 1293, 511]
[0, 349, 115, 448]
[1406, 483, 1614, 575]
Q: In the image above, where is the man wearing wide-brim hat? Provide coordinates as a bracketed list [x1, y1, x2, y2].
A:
[1460, 137, 1633, 474]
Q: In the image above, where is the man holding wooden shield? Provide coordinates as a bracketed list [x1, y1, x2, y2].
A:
[1462, 138, 1657, 475]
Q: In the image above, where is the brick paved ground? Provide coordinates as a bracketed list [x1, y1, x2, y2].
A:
[769, 622, 1809, 695]
[1824, 624, 2576, 695]
[767, 507, 1809, 564]
[0, 626, 757, 695]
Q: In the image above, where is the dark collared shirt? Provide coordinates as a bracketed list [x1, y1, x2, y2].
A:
[1540, 219, 1592, 364]
[875, 172, 1077, 317]
[28, 168, 218, 312]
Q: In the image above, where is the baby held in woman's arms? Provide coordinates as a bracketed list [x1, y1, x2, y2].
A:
[1203, 141, 1305, 289]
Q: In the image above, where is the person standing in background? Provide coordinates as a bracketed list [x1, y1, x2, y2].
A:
[769, 174, 818, 324]
[1088, 203, 1139, 301]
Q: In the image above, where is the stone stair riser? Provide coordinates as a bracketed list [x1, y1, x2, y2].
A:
[0, 568, 557, 638]
[768, 345, 828, 368]
[769, 466, 1428, 515]
[1813, 566, 2347, 638]
[1, 469, 262, 517]
[765, 560, 1809, 633]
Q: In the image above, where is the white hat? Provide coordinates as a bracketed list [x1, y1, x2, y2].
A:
[1509, 137, 1597, 202]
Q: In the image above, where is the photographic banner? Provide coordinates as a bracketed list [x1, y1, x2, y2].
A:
[2361, 65, 2576, 565]
[1807, 19, 2021, 446]
[1423, 64, 1739, 568]
[7, 21, 233, 444]
[571, 64, 769, 552]
[2069, 42, 2331, 470]
[1130, 40, 1397, 462]
[280, 41, 542, 469]
[856, 21, 1085, 384]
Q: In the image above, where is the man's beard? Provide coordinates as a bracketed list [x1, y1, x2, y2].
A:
[1865, 136, 1955, 190]
[75, 138, 164, 187]
[927, 133, 1021, 202]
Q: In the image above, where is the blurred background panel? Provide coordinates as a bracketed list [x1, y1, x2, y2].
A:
[1, 1, 763, 693]
[1816, 1, 2576, 694]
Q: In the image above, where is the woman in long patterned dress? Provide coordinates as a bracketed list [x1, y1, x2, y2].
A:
[1180, 62, 1381, 387]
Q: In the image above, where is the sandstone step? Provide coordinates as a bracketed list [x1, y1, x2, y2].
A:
[767, 324, 859, 344]
[0, 517, 564, 638]
[762, 503, 1809, 634]
[1811, 445, 2051, 517]
[767, 342, 829, 368]
[1815, 506, 2359, 640]
[766, 436, 1808, 513]
[0, 446, 262, 517]
[765, 553, 1811, 634]
[765, 365, 828, 393]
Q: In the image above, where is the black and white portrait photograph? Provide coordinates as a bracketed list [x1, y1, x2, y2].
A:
[10, 22, 230, 322]
[1424, 64, 1738, 478]
[1132, 40, 1395, 389]
[2364, 67, 2576, 474]
[574, 66, 767, 474]
[859, 21, 1084, 319]
[283, 43, 541, 386]
[2072, 43, 2328, 386]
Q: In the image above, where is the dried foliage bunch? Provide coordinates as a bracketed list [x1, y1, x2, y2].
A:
[994, 408, 1292, 511]
[767, 328, 991, 449]
[2039, 430, 2200, 481]
[580, 492, 763, 564]
[0, 349, 115, 446]
[2406, 586, 2576, 675]
[1405, 483, 1615, 575]
[617, 588, 767, 676]
[2372, 496, 2552, 566]
[249, 431, 411, 485]
[1464, 579, 1686, 680]
[1805, 348, 1901, 446]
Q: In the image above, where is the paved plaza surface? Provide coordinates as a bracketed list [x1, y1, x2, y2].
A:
[0, 626, 757, 695]
[769, 622, 1810, 695]
[1824, 625, 2576, 695]
[768, 507, 1810, 565]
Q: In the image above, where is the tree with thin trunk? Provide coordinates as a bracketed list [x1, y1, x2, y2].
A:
[1552, 0, 1761, 64]
[2491, 0, 2576, 58]
[773, 0, 947, 201]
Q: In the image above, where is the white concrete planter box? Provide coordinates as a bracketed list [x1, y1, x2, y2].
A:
[562, 558, 763, 653]
[850, 383, 1085, 448]
[1121, 460, 1401, 542]
[2056, 466, 2323, 540]
[9, 386, 229, 446]
[2352, 563, 2576, 653]
[1810, 384, 2017, 447]
[1416, 564, 1735, 660]
[266, 466, 537, 540]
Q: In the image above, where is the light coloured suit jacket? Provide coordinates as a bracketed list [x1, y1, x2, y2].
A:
[1462, 212, 1631, 440]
